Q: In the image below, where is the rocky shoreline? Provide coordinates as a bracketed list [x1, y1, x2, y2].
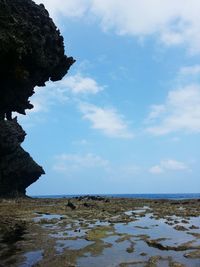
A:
[0, 197, 200, 266]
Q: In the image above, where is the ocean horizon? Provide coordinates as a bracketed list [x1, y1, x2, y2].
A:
[31, 193, 200, 200]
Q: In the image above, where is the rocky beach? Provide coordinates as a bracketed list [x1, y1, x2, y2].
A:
[0, 197, 200, 267]
[0, 2, 200, 267]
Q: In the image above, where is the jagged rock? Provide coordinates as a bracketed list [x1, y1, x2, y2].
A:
[0, 119, 45, 197]
[0, 0, 75, 118]
[0, 0, 74, 197]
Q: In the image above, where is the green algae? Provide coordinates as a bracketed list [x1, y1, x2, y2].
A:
[85, 225, 114, 241]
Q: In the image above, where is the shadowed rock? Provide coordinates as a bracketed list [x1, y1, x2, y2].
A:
[0, 0, 75, 118]
[0, 119, 45, 197]
[0, 0, 74, 197]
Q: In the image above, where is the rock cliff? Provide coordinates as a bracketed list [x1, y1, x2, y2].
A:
[0, 119, 45, 197]
[0, 0, 74, 197]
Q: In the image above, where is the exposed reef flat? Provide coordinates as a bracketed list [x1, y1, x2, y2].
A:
[0, 197, 200, 266]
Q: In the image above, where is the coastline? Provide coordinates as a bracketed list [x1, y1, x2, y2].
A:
[0, 197, 200, 266]
[30, 193, 200, 200]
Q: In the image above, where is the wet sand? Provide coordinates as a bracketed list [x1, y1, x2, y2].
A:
[0, 197, 200, 267]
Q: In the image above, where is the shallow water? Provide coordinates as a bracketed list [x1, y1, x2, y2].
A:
[20, 250, 43, 267]
[115, 214, 198, 246]
[1, 205, 200, 267]
[30, 209, 200, 266]
[33, 213, 62, 222]
[56, 239, 94, 253]
[76, 210, 200, 266]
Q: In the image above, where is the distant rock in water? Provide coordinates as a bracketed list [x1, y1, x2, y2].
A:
[0, 0, 75, 197]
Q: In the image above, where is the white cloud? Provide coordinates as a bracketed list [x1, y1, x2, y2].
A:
[146, 84, 200, 135]
[161, 159, 188, 170]
[60, 74, 103, 94]
[36, 0, 200, 54]
[53, 152, 141, 182]
[53, 153, 109, 172]
[79, 103, 133, 138]
[147, 105, 166, 121]
[149, 159, 188, 174]
[28, 88, 50, 114]
[179, 65, 200, 76]
[28, 84, 68, 113]
[149, 165, 163, 174]
[24, 74, 102, 114]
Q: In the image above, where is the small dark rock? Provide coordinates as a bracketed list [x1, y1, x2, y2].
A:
[189, 225, 199, 229]
[174, 225, 188, 231]
[181, 219, 189, 224]
[66, 200, 76, 210]
[140, 252, 147, 256]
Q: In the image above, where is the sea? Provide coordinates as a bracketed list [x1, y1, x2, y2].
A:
[31, 193, 200, 200]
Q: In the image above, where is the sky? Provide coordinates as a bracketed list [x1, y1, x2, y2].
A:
[21, 0, 200, 195]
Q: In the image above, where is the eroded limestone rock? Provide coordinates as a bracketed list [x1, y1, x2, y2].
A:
[0, 0, 74, 197]
[0, 0, 75, 117]
[0, 119, 45, 197]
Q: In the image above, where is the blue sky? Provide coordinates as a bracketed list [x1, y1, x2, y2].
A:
[21, 0, 200, 195]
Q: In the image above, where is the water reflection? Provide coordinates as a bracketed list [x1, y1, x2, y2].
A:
[0, 221, 26, 266]
[20, 250, 43, 267]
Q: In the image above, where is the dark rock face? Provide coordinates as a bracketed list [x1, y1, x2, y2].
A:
[0, 119, 45, 197]
[0, 0, 75, 118]
[0, 0, 74, 197]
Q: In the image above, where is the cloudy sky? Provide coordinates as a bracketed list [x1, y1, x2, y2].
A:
[23, 0, 200, 195]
